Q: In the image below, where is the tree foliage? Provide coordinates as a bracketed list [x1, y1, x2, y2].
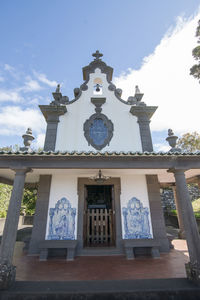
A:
[0, 184, 12, 218]
[0, 144, 40, 218]
[177, 131, 200, 152]
[0, 184, 37, 218]
[0, 145, 19, 151]
[22, 187, 37, 215]
[190, 20, 200, 80]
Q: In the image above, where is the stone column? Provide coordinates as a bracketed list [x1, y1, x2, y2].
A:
[0, 168, 31, 289]
[171, 184, 185, 239]
[146, 175, 170, 252]
[170, 169, 200, 282]
[39, 105, 67, 151]
[29, 175, 52, 255]
[130, 106, 157, 152]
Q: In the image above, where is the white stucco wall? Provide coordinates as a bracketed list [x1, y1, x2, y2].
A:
[45, 170, 153, 240]
[120, 174, 153, 238]
[45, 173, 78, 240]
[55, 68, 142, 152]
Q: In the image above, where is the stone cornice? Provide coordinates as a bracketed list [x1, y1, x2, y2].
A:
[0, 150, 200, 156]
[130, 106, 158, 121]
[39, 105, 67, 122]
[0, 152, 200, 170]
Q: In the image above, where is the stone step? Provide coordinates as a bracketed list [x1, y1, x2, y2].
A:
[1, 279, 200, 300]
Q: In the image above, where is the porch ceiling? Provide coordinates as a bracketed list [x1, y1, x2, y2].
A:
[0, 168, 199, 185]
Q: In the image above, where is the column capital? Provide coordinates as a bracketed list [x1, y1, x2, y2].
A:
[130, 105, 157, 121]
[167, 168, 187, 175]
[11, 167, 32, 175]
[39, 105, 67, 123]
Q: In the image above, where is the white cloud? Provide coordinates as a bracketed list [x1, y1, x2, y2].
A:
[34, 133, 45, 149]
[33, 71, 57, 87]
[154, 143, 170, 152]
[0, 90, 23, 103]
[4, 64, 20, 80]
[23, 79, 42, 92]
[113, 13, 200, 135]
[4, 64, 15, 72]
[0, 106, 45, 136]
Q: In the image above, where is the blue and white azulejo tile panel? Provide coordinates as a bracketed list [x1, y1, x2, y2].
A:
[122, 197, 152, 239]
[47, 197, 76, 240]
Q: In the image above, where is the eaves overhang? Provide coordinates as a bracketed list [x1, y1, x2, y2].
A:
[0, 151, 200, 170]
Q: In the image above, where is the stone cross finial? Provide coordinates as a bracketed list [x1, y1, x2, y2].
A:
[92, 50, 103, 60]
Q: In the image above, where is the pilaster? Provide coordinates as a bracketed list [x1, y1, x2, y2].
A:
[146, 175, 170, 252]
[29, 175, 52, 255]
[130, 106, 157, 152]
[39, 105, 67, 151]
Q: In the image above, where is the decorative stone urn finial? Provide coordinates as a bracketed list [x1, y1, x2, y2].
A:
[20, 128, 35, 151]
[55, 84, 60, 93]
[134, 85, 144, 102]
[51, 83, 69, 106]
[135, 85, 141, 94]
[166, 129, 181, 152]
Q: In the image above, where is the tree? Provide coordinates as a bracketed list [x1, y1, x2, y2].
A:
[0, 145, 39, 218]
[0, 145, 19, 152]
[0, 184, 12, 218]
[177, 132, 200, 152]
[22, 187, 37, 215]
[0, 184, 37, 218]
[190, 20, 200, 80]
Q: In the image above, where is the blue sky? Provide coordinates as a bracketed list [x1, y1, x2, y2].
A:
[0, 1, 200, 150]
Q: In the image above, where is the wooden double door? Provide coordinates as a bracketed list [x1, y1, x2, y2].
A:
[84, 185, 115, 247]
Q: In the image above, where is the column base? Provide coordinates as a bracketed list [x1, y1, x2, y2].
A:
[185, 262, 200, 285]
[178, 229, 186, 239]
[0, 260, 16, 290]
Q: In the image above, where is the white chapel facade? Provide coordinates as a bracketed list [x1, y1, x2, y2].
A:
[28, 51, 169, 258]
[1, 51, 200, 287]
